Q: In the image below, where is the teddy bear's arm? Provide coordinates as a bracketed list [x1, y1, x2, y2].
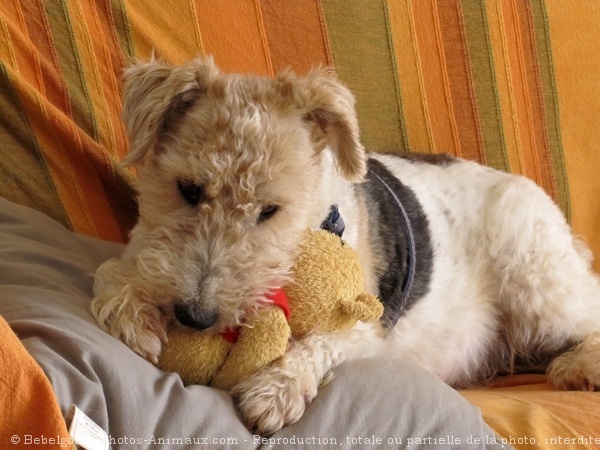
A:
[338, 293, 384, 323]
[210, 307, 291, 391]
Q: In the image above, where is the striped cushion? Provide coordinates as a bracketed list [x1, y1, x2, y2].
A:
[0, 1, 598, 270]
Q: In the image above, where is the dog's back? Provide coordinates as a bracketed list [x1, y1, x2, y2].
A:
[358, 152, 600, 389]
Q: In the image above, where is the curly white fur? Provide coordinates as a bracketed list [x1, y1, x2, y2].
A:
[91, 57, 600, 435]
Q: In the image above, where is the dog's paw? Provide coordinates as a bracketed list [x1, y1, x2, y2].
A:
[232, 367, 318, 435]
[547, 334, 600, 391]
[91, 258, 169, 363]
[123, 311, 168, 364]
[91, 294, 167, 363]
[548, 365, 600, 391]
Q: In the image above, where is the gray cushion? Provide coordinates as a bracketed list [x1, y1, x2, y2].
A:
[0, 197, 506, 449]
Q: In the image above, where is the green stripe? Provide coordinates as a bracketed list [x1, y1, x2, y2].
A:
[0, 63, 71, 229]
[44, 0, 99, 142]
[321, 0, 406, 153]
[112, 0, 136, 64]
[530, 0, 571, 222]
[462, 1, 509, 172]
[382, 0, 409, 154]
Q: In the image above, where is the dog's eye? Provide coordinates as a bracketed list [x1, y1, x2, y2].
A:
[177, 180, 204, 206]
[258, 204, 279, 222]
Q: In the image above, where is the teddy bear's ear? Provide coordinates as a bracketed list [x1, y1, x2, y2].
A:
[338, 294, 384, 323]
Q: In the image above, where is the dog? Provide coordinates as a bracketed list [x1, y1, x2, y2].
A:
[91, 56, 600, 435]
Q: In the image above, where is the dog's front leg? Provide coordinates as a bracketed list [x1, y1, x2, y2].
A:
[233, 324, 385, 435]
[91, 256, 169, 363]
[233, 334, 339, 435]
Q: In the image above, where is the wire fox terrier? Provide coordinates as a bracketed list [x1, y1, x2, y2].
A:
[92, 57, 600, 435]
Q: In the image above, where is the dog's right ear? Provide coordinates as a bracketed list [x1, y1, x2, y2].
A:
[120, 57, 220, 167]
[281, 68, 367, 183]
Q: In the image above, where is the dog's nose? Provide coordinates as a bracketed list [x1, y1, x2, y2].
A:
[174, 303, 218, 330]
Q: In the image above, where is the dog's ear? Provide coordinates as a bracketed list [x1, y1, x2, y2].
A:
[289, 68, 366, 182]
[120, 57, 220, 167]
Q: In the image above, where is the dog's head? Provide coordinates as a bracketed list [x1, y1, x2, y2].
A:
[121, 57, 366, 331]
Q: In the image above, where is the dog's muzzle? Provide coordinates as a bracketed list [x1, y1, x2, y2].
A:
[174, 303, 218, 330]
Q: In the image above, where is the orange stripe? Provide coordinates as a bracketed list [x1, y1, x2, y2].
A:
[43, 1, 125, 240]
[195, 0, 271, 75]
[188, 0, 205, 56]
[434, 0, 485, 164]
[0, 62, 70, 227]
[410, 0, 456, 155]
[498, 0, 555, 197]
[22, 0, 73, 115]
[314, 0, 334, 67]
[430, 1, 462, 157]
[6, 73, 97, 236]
[67, 1, 133, 240]
[1, 9, 125, 241]
[2, 2, 44, 92]
[387, 0, 433, 153]
[124, 1, 203, 64]
[0, 7, 95, 235]
[253, 0, 274, 77]
[545, 0, 600, 273]
[515, 1, 556, 196]
[69, 0, 125, 160]
[509, 0, 540, 183]
[486, 0, 521, 174]
[259, 0, 331, 74]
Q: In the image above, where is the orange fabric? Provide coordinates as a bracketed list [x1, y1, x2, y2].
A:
[387, 0, 433, 153]
[434, 0, 485, 163]
[195, 0, 273, 76]
[0, 316, 72, 449]
[0, 1, 136, 242]
[545, 1, 600, 273]
[462, 375, 600, 449]
[489, 1, 554, 194]
[486, 0, 523, 175]
[411, 0, 459, 155]
[260, 0, 332, 74]
[123, 1, 204, 64]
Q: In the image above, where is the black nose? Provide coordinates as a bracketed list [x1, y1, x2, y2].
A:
[174, 304, 218, 330]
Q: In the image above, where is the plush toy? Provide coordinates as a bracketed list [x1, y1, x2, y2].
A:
[156, 229, 384, 390]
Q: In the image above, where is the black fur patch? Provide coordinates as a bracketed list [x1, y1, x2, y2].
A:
[357, 157, 433, 328]
[398, 151, 457, 166]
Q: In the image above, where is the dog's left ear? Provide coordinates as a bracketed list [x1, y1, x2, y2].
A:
[120, 57, 220, 167]
[286, 69, 367, 182]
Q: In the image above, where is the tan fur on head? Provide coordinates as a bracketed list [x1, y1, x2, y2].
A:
[121, 57, 365, 181]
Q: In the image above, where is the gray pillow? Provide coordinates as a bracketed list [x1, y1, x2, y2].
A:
[0, 197, 506, 449]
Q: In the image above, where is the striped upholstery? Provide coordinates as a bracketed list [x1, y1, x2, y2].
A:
[0, 1, 599, 269]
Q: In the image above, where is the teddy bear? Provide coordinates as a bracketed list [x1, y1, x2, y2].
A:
[156, 229, 384, 390]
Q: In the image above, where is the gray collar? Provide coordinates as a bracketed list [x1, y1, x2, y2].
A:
[369, 169, 416, 326]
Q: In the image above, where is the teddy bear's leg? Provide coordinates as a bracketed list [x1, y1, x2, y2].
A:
[233, 322, 386, 435]
[211, 307, 290, 391]
[158, 329, 233, 386]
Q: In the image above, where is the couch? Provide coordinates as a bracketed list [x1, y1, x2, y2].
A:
[1, 2, 600, 449]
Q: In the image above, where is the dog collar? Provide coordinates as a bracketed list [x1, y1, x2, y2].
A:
[369, 169, 416, 327]
[320, 205, 345, 237]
